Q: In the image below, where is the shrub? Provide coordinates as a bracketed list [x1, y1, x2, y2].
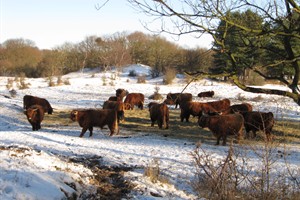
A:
[6, 78, 14, 90]
[246, 73, 265, 86]
[128, 70, 137, 77]
[48, 76, 55, 87]
[57, 76, 63, 85]
[163, 68, 176, 85]
[137, 75, 146, 83]
[18, 77, 30, 89]
[191, 141, 300, 200]
[144, 158, 169, 184]
[149, 85, 163, 100]
[102, 75, 107, 86]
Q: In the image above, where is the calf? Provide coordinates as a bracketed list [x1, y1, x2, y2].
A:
[124, 93, 145, 110]
[242, 111, 274, 141]
[148, 102, 169, 129]
[24, 105, 45, 131]
[23, 95, 53, 114]
[198, 112, 244, 145]
[70, 109, 119, 137]
[197, 91, 215, 98]
[103, 100, 125, 122]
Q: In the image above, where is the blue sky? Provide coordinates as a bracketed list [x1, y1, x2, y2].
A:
[0, 0, 212, 49]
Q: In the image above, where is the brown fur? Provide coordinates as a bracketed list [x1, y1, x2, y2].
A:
[222, 103, 253, 115]
[70, 109, 118, 137]
[197, 91, 215, 98]
[166, 93, 192, 109]
[103, 100, 125, 122]
[24, 105, 45, 131]
[116, 88, 129, 100]
[124, 103, 133, 110]
[124, 93, 145, 110]
[23, 95, 53, 114]
[198, 113, 244, 145]
[241, 111, 274, 141]
[163, 99, 175, 105]
[205, 98, 231, 112]
[108, 96, 122, 102]
[148, 102, 169, 129]
[180, 101, 217, 122]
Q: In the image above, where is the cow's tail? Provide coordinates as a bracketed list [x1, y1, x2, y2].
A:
[163, 114, 167, 129]
[115, 111, 119, 135]
[162, 106, 167, 129]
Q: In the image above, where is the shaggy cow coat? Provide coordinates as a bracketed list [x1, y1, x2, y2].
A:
[70, 109, 119, 137]
[197, 91, 215, 98]
[221, 103, 253, 115]
[204, 98, 231, 112]
[166, 93, 192, 109]
[241, 111, 274, 141]
[198, 113, 244, 145]
[103, 100, 125, 122]
[148, 102, 169, 129]
[124, 93, 145, 110]
[108, 96, 122, 102]
[180, 101, 217, 122]
[24, 105, 45, 131]
[23, 95, 53, 114]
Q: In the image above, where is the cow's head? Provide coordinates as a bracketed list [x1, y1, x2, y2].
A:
[163, 99, 175, 105]
[24, 107, 39, 122]
[124, 103, 132, 110]
[198, 112, 210, 128]
[116, 88, 129, 99]
[70, 110, 78, 121]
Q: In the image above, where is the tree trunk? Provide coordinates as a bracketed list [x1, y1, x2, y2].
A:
[231, 75, 300, 106]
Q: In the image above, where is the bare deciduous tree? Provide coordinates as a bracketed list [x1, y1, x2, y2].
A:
[127, 0, 300, 105]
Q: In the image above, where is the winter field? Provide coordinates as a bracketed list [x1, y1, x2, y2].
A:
[0, 64, 299, 199]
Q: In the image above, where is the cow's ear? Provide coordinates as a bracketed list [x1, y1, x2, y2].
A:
[23, 110, 27, 115]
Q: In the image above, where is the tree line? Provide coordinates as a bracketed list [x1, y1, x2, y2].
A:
[0, 32, 213, 78]
[1, 0, 299, 104]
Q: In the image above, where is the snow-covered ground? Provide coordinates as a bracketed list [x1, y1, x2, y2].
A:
[0, 64, 299, 199]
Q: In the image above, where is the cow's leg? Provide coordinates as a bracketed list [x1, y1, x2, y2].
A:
[109, 128, 115, 136]
[158, 121, 162, 129]
[180, 110, 184, 122]
[38, 123, 41, 130]
[186, 114, 190, 122]
[151, 121, 155, 127]
[140, 103, 144, 110]
[88, 127, 93, 137]
[216, 136, 221, 145]
[79, 127, 88, 137]
[32, 123, 37, 131]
